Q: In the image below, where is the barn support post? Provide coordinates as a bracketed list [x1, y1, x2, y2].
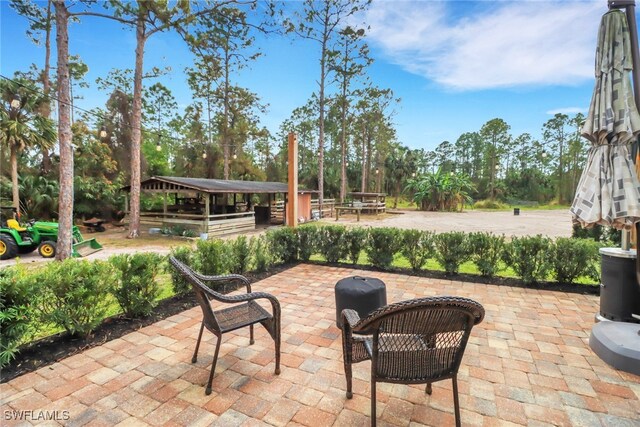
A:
[287, 132, 298, 227]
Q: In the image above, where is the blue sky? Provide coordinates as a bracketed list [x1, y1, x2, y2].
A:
[0, 1, 617, 152]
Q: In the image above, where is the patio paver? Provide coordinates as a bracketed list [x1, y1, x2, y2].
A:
[1, 264, 639, 426]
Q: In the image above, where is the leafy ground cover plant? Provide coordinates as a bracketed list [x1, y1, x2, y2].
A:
[168, 246, 193, 296]
[251, 235, 272, 273]
[0, 265, 35, 368]
[366, 227, 402, 270]
[502, 235, 552, 285]
[266, 227, 299, 264]
[319, 225, 349, 263]
[401, 229, 434, 271]
[37, 259, 118, 337]
[551, 237, 600, 284]
[434, 232, 470, 274]
[229, 235, 251, 274]
[296, 224, 320, 261]
[467, 232, 505, 277]
[344, 227, 368, 265]
[194, 238, 229, 276]
[109, 253, 164, 318]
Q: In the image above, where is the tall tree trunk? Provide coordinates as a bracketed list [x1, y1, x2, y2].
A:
[54, 0, 73, 260]
[10, 145, 19, 215]
[394, 182, 400, 209]
[128, 17, 146, 238]
[41, 0, 53, 175]
[558, 138, 564, 204]
[365, 135, 372, 192]
[318, 25, 328, 216]
[360, 126, 366, 192]
[223, 46, 230, 180]
[339, 45, 348, 203]
[375, 152, 381, 193]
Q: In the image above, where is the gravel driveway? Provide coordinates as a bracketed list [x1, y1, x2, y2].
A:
[323, 208, 573, 238]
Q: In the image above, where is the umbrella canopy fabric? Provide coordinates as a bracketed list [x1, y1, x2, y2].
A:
[571, 9, 640, 230]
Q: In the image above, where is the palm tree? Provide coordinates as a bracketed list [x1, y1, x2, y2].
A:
[385, 145, 411, 208]
[0, 77, 56, 215]
[18, 175, 59, 220]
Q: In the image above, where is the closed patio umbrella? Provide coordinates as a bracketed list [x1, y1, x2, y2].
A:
[571, 8, 640, 230]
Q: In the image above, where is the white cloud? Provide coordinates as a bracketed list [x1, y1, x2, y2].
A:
[546, 106, 587, 115]
[365, 0, 603, 90]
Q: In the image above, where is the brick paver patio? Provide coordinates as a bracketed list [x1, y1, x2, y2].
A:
[2, 264, 639, 426]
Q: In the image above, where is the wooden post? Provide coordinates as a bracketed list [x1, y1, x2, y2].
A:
[204, 193, 210, 234]
[163, 192, 167, 216]
[287, 132, 298, 227]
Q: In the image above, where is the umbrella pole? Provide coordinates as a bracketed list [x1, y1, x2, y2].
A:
[609, 1, 640, 252]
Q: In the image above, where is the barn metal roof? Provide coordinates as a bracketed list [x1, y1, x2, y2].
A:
[122, 176, 290, 194]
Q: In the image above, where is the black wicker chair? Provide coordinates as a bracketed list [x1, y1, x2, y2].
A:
[169, 256, 281, 395]
[340, 296, 485, 427]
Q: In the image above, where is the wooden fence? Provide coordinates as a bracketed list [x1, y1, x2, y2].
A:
[270, 198, 335, 223]
[136, 211, 255, 238]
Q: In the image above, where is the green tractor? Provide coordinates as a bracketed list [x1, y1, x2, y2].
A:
[0, 207, 103, 260]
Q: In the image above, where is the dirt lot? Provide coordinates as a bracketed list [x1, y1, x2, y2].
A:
[4, 209, 573, 266]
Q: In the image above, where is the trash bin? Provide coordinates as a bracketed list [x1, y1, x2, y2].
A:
[335, 276, 387, 330]
[513, 208, 520, 215]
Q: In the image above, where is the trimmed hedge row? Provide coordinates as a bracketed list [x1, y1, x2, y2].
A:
[0, 254, 164, 368]
[258, 225, 601, 286]
[0, 225, 602, 368]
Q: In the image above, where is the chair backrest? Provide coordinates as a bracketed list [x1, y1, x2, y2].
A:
[356, 296, 484, 383]
[169, 256, 222, 332]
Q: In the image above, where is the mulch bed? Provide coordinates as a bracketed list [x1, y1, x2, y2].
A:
[1, 261, 598, 383]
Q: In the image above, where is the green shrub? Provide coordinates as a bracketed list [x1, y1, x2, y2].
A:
[168, 246, 193, 296]
[468, 232, 505, 277]
[266, 227, 299, 264]
[229, 235, 251, 274]
[434, 232, 470, 274]
[401, 229, 434, 271]
[0, 265, 36, 368]
[572, 224, 621, 246]
[366, 227, 402, 270]
[502, 235, 552, 285]
[109, 253, 164, 318]
[251, 235, 271, 273]
[37, 259, 118, 337]
[552, 238, 600, 284]
[318, 225, 349, 263]
[344, 227, 368, 265]
[194, 238, 229, 276]
[296, 225, 319, 261]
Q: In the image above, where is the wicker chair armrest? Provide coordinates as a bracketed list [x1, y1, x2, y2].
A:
[193, 272, 252, 293]
[199, 285, 280, 314]
[341, 309, 361, 329]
